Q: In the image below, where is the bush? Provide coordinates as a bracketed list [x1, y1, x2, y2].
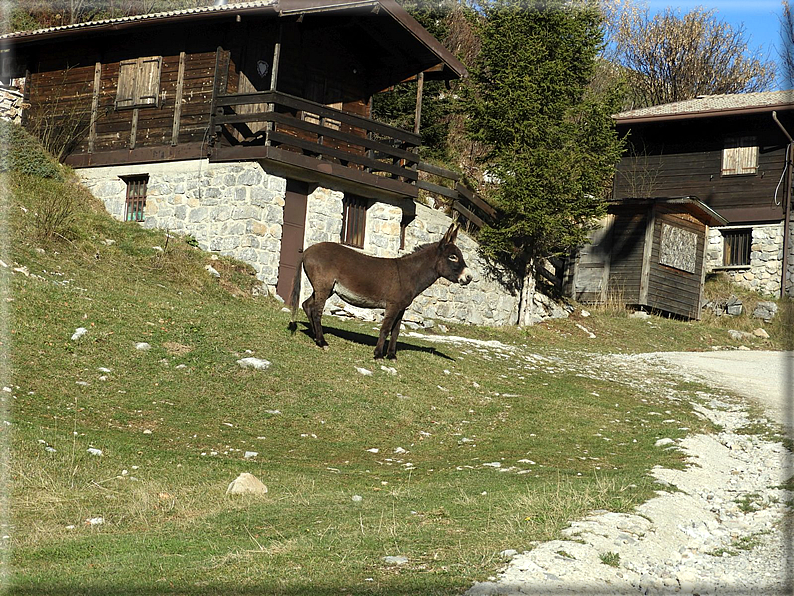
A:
[0, 120, 64, 180]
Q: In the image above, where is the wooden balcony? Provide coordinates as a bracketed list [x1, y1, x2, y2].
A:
[208, 88, 497, 233]
[209, 89, 422, 197]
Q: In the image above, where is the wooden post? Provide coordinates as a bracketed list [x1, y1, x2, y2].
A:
[171, 51, 186, 146]
[639, 204, 656, 305]
[209, 46, 224, 153]
[130, 108, 139, 150]
[266, 24, 282, 146]
[88, 61, 101, 153]
[413, 71, 424, 135]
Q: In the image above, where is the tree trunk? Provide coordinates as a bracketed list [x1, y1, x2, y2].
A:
[517, 259, 537, 326]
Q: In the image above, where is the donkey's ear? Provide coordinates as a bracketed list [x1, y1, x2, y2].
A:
[441, 222, 460, 246]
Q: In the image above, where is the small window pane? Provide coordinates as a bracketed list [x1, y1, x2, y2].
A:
[723, 229, 751, 266]
[341, 195, 367, 248]
[123, 175, 148, 222]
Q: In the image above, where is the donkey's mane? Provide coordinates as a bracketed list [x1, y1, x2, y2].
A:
[409, 240, 440, 255]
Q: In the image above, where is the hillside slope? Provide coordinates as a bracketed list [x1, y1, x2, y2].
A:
[2, 123, 786, 595]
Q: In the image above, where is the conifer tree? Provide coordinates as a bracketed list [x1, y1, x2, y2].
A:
[464, 0, 623, 324]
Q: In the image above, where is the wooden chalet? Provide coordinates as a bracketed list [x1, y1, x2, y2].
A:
[611, 91, 794, 298]
[3, 0, 493, 226]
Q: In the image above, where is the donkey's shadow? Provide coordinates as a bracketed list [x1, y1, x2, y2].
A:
[293, 323, 455, 361]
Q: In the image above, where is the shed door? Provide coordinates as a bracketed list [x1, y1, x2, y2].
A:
[276, 180, 308, 301]
[573, 215, 613, 302]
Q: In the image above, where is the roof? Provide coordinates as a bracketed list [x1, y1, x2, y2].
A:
[0, 0, 466, 79]
[609, 196, 728, 226]
[615, 90, 794, 124]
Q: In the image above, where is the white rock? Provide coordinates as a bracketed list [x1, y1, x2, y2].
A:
[244, 451, 258, 459]
[205, 264, 221, 278]
[135, 342, 152, 351]
[383, 555, 409, 565]
[85, 517, 104, 526]
[655, 438, 676, 448]
[71, 327, 88, 341]
[351, 495, 363, 503]
[143, 429, 152, 434]
[237, 357, 271, 371]
[226, 472, 268, 496]
[356, 367, 373, 376]
[366, 448, 380, 453]
[87, 448, 103, 456]
[380, 365, 397, 375]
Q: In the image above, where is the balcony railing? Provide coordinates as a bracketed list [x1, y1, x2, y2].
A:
[209, 89, 421, 195]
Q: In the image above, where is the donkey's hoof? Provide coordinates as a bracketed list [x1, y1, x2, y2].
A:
[321, 345, 330, 352]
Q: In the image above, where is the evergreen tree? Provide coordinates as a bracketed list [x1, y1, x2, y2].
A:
[464, 0, 623, 323]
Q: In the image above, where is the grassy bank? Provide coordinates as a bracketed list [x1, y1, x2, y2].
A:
[4, 124, 788, 595]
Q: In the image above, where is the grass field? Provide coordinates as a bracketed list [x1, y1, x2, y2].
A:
[3, 127, 790, 595]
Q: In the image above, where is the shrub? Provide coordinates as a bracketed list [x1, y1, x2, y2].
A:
[0, 120, 63, 180]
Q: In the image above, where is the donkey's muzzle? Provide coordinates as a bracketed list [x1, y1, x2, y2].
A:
[459, 268, 473, 285]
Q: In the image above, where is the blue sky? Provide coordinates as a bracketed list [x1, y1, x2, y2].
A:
[648, 0, 789, 88]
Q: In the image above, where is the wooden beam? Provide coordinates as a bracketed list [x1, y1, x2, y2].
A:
[88, 61, 101, 153]
[413, 70, 424, 135]
[129, 107, 139, 150]
[171, 51, 186, 146]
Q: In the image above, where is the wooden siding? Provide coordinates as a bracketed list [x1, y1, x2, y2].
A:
[607, 207, 647, 303]
[644, 209, 705, 319]
[614, 114, 790, 224]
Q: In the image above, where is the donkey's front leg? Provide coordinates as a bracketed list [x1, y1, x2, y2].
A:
[385, 308, 406, 360]
[375, 308, 402, 359]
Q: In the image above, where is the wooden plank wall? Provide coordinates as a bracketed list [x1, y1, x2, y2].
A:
[644, 208, 705, 319]
[614, 117, 787, 223]
[25, 24, 231, 158]
[606, 207, 647, 303]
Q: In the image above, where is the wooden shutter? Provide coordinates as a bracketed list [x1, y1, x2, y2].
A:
[722, 137, 758, 176]
[116, 59, 138, 109]
[737, 139, 758, 175]
[116, 56, 161, 109]
[136, 56, 162, 107]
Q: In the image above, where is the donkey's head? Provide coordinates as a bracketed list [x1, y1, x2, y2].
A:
[436, 223, 473, 285]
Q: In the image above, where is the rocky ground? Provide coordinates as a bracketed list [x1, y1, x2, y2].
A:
[453, 347, 793, 596]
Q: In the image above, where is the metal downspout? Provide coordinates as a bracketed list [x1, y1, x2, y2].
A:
[773, 111, 793, 298]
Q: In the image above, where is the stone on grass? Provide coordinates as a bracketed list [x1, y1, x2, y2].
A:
[226, 472, 268, 496]
[629, 311, 651, 320]
[727, 330, 753, 342]
[725, 295, 743, 316]
[655, 438, 675, 448]
[87, 447, 103, 456]
[71, 327, 88, 341]
[205, 264, 221, 278]
[135, 342, 152, 351]
[383, 555, 409, 565]
[752, 301, 778, 322]
[753, 328, 770, 339]
[237, 357, 271, 371]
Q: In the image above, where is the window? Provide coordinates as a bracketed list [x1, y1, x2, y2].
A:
[116, 56, 162, 109]
[123, 175, 148, 222]
[722, 229, 751, 267]
[721, 137, 758, 176]
[341, 195, 367, 248]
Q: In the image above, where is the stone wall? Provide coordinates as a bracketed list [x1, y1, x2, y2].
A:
[78, 160, 286, 291]
[78, 159, 520, 326]
[0, 87, 24, 124]
[705, 223, 784, 297]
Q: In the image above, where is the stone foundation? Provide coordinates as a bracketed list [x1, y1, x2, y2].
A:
[705, 223, 784, 297]
[0, 87, 24, 124]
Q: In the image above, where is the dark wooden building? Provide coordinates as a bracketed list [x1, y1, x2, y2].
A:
[5, 0, 466, 199]
[565, 197, 726, 319]
[611, 91, 794, 298]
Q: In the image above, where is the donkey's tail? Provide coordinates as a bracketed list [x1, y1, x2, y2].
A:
[287, 249, 304, 333]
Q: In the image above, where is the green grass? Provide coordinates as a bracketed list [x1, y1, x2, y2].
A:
[3, 130, 790, 594]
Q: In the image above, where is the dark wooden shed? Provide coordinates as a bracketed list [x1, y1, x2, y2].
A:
[564, 197, 727, 319]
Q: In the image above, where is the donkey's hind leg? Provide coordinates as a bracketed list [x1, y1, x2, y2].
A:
[302, 290, 330, 348]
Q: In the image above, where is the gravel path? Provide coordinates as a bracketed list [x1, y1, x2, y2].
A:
[459, 348, 793, 596]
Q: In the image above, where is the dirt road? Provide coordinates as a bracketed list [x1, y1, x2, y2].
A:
[652, 350, 794, 432]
